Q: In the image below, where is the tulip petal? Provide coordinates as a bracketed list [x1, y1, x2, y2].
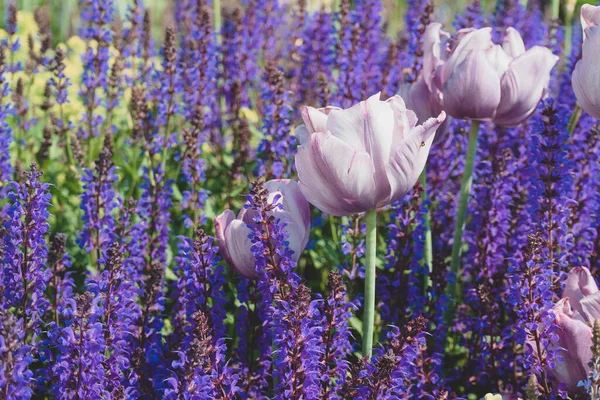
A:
[580, 291, 600, 323]
[295, 124, 311, 145]
[564, 266, 599, 315]
[494, 46, 558, 126]
[311, 131, 379, 214]
[551, 298, 593, 389]
[238, 206, 258, 225]
[265, 179, 311, 255]
[214, 210, 235, 268]
[296, 138, 357, 216]
[326, 93, 393, 203]
[300, 106, 339, 134]
[573, 26, 600, 119]
[442, 27, 493, 84]
[386, 93, 418, 151]
[422, 23, 451, 94]
[502, 27, 525, 58]
[442, 50, 501, 120]
[485, 44, 512, 77]
[386, 112, 446, 204]
[224, 220, 258, 278]
[399, 81, 451, 143]
[581, 4, 600, 40]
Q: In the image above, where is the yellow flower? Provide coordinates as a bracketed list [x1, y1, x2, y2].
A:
[17, 11, 38, 36]
[66, 36, 87, 57]
[483, 394, 503, 400]
[240, 107, 259, 125]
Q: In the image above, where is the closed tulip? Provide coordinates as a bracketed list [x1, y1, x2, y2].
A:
[543, 267, 600, 389]
[294, 93, 446, 217]
[418, 23, 558, 126]
[573, 4, 600, 119]
[214, 179, 311, 278]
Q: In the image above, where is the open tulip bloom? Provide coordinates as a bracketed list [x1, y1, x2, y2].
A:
[403, 23, 559, 313]
[573, 4, 600, 120]
[215, 179, 311, 279]
[294, 92, 445, 356]
[294, 93, 446, 217]
[419, 23, 558, 125]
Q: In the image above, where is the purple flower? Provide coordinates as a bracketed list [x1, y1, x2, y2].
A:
[3, 165, 51, 341]
[78, 148, 120, 259]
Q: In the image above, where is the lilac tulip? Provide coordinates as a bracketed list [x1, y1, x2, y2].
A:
[214, 179, 311, 278]
[573, 4, 600, 119]
[416, 23, 557, 126]
[294, 93, 446, 217]
[544, 267, 600, 389]
[550, 298, 593, 389]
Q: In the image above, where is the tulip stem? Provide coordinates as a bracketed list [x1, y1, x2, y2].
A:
[419, 169, 433, 297]
[568, 104, 582, 137]
[329, 215, 339, 244]
[551, 0, 559, 20]
[362, 208, 377, 358]
[213, 0, 222, 45]
[447, 120, 480, 317]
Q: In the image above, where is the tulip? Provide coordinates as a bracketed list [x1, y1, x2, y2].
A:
[294, 92, 446, 358]
[573, 4, 600, 120]
[548, 298, 593, 390]
[214, 179, 311, 278]
[294, 92, 446, 217]
[419, 23, 558, 126]
[542, 267, 600, 390]
[416, 23, 558, 318]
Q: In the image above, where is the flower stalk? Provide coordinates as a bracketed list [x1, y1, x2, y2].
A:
[363, 208, 377, 357]
[447, 120, 481, 310]
[419, 169, 433, 296]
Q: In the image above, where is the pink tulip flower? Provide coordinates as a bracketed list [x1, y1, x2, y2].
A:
[416, 23, 558, 126]
[214, 179, 311, 278]
[544, 267, 600, 389]
[294, 93, 446, 217]
[573, 4, 600, 119]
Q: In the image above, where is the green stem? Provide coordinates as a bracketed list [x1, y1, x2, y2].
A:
[565, 2, 576, 57]
[447, 120, 480, 313]
[419, 169, 433, 297]
[551, 0, 560, 20]
[362, 208, 377, 358]
[213, 0, 222, 45]
[568, 104, 582, 137]
[329, 215, 338, 244]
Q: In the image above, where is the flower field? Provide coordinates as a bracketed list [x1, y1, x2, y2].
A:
[1, 0, 600, 398]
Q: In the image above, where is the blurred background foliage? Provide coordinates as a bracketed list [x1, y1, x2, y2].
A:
[0, 0, 595, 291]
[0, 0, 595, 45]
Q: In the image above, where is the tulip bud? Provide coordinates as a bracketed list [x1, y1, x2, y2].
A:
[214, 179, 311, 278]
[541, 267, 600, 390]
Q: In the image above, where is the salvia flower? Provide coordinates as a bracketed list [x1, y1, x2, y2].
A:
[3, 164, 51, 340]
[418, 23, 558, 125]
[214, 179, 311, 278]
[52, 292, 105, 398]
[572, 4, 600, 119]
[294, 93, 445, 216]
